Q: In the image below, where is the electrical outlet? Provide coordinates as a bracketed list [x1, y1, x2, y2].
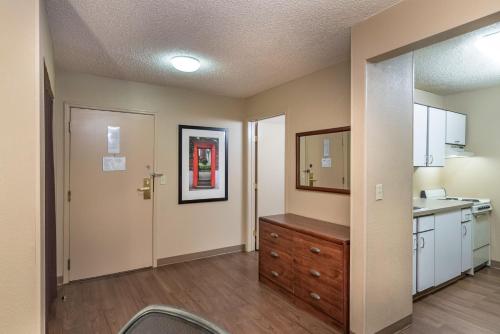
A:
[375, 184, 383, 200]
[160, 175, 166, 185]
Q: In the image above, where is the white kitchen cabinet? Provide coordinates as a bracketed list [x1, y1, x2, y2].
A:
[434, 210, 462, 285]
[417, 229, 435, 292]
[461, 221, 472, 272]
[413, 105, 446, 167]
[427, 107, 446, 167]
[446, 111, 466, 145]
[413, 104, 428, 167]
[412, 233, 417, 295]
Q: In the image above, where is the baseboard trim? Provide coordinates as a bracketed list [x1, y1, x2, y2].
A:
[157, 244, 245, 267]
[375, 314, 412, 334]
[491, 260, 500, 269]
[57, 275, 63, 285]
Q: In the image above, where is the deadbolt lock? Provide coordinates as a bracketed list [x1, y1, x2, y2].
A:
[137, 177, 151, 199]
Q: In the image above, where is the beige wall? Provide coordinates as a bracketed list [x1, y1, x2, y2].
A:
[0, 0, 53, 332]
[246, 61, 351, 225]
[351, 1, 500, 333]
[441, 85, 500, 261]
[54, 71, 245, 277]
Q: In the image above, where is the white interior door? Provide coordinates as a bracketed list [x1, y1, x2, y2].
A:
[69, 108, 154, 281]
[256, 115, 285, 248]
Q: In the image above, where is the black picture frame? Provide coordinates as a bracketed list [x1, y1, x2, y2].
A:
[178, 125, 229, 204]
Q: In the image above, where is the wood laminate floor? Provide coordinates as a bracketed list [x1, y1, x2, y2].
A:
[400, 265, 500, 334]
[48, 251, 339, 334]
[48, 252, 500, 334]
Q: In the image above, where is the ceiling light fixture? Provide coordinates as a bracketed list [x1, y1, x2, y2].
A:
[170, 56, 201, 72]
[476, 30, 500, 59]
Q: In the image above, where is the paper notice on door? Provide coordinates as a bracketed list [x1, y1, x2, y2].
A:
[103, 156, 126, 172]
[321, 158, 332, 168]
[107, 126, 120, 153]
[323, 138, 330, 157]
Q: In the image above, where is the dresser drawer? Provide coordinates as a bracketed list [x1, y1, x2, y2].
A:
[294, 258, 343, 294]
[295, 285, 343, 323]
[260, 239, 293, 265]
[259, 252, 293, 292]
[294, 233, 344, 271]
[260, 221, 294, 250]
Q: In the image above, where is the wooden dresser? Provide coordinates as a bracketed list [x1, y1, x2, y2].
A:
[258, 214, 350, 333]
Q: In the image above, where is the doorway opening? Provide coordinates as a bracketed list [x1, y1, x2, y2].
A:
[248, 115, 286, 251]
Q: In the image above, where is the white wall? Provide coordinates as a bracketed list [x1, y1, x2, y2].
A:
[54, 71, 246, 277]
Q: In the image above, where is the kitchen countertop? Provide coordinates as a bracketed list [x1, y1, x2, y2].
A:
[413, 198, 472, 217]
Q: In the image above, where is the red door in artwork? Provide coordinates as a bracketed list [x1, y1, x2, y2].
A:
[192, 143, 216, 188]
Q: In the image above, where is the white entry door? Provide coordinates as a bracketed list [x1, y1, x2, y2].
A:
[256, 115, 285, 248]
[69, 108, 154, 281]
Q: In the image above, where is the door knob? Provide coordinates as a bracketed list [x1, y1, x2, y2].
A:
[137, 177, 151, 199]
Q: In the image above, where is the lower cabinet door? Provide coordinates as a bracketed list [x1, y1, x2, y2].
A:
[461, 222, 472, 272]
[417, 230, 434, 292]
[434, 211, 462, 285]
[412, 234, 417, 295]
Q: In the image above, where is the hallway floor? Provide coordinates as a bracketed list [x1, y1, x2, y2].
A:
[48, 252, 339, 334]
[48, 252, 500, 334]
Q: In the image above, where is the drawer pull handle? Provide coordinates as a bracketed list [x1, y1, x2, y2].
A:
[270, 251, 279, 258]
[310, 292, 321, 301]
[271, 271, 279, 277]
[310, 247, 321, 254]
[270, 232, 279, 239]
[309, 269, 321, 278]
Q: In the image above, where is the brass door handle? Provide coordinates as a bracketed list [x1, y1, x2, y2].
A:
[137, 178, 151, 199]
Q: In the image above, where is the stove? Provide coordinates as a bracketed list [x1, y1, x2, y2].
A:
[420, 189, 492, 215]
[421, 188, 492, 270]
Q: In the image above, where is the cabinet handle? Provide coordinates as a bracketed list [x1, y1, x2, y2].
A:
[310, 292, 321, 301]
[419, 237, 425, 249]
[270, 251, 279, 258]
[309, 269, 321, 278]
[271, 271, 279, 277]
[310, 247, 321, 254]
[429, 155, 434, 165]
[413, 238, 417, 251]
[270, 232, 279, 239]
[463, 225, 467, 236]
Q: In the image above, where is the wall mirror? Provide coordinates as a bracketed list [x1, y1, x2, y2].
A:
[296, 126, 350, 194]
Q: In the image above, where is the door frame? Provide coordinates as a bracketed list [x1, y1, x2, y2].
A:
[62, 102, 158, 283]
[245, 113, 287, 252]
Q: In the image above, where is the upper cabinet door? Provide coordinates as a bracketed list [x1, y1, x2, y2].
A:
[446, 111, 466, 146]
[427, 107, 446, 167]
[413, 104, 428, 167]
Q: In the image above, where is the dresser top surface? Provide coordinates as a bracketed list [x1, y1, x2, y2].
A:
[260, 213, 350, 244]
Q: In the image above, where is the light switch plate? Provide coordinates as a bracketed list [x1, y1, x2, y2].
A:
[160, 175, 166, 185]
[375, 184, 383, 201]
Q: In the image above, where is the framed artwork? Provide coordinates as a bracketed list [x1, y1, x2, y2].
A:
[178, 125, 228, 204]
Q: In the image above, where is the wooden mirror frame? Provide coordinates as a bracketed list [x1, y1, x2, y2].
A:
[295, 126, 351, 194]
